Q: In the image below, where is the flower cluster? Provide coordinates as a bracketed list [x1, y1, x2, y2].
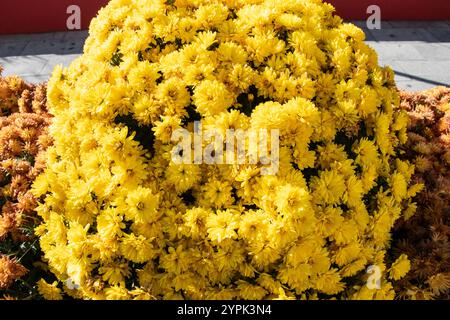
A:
[0, 66, 47, 115]
[34, 0, 419, 300]
[0, 66, 52, 299]
[391, 87, 450, 300]
[0, 255, 27, 291]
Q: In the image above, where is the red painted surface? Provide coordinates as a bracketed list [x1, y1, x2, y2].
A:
[0, 0, 109, 35]
[329, 0, 450, 20]
[0, 0, 450, 35]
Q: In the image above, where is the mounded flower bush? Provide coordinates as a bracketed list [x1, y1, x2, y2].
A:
[33, 0, 421, 300]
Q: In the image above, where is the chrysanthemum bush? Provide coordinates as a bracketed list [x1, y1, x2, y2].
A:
[32, 0, 421, 300]
[0, 66, 53, 299]
[390, 87, 450, 300]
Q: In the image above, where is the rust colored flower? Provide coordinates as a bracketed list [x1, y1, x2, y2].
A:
[391, 87, 450, 300]
[0, 66, 52, 297]
[0, 255, 28, 290]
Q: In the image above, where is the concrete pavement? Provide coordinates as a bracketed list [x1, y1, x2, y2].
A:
[0, 31, 86, 83]
[359, 20, 450, 91]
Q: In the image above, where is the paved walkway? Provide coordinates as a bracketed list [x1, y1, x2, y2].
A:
[357, 20, 450, 91]
[0, 21, 449, 91]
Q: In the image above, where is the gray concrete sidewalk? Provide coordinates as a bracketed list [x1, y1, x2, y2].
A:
[357, 20, 450, 91]
[0, 31, 87, 83]
[0, 21, 449, 91]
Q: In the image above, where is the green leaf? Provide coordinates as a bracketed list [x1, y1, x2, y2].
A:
[110, 50, 124, 67]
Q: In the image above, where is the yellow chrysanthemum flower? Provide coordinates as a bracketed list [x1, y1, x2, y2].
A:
[37, 279, 63, 300]
[389, 254, 411, 280]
